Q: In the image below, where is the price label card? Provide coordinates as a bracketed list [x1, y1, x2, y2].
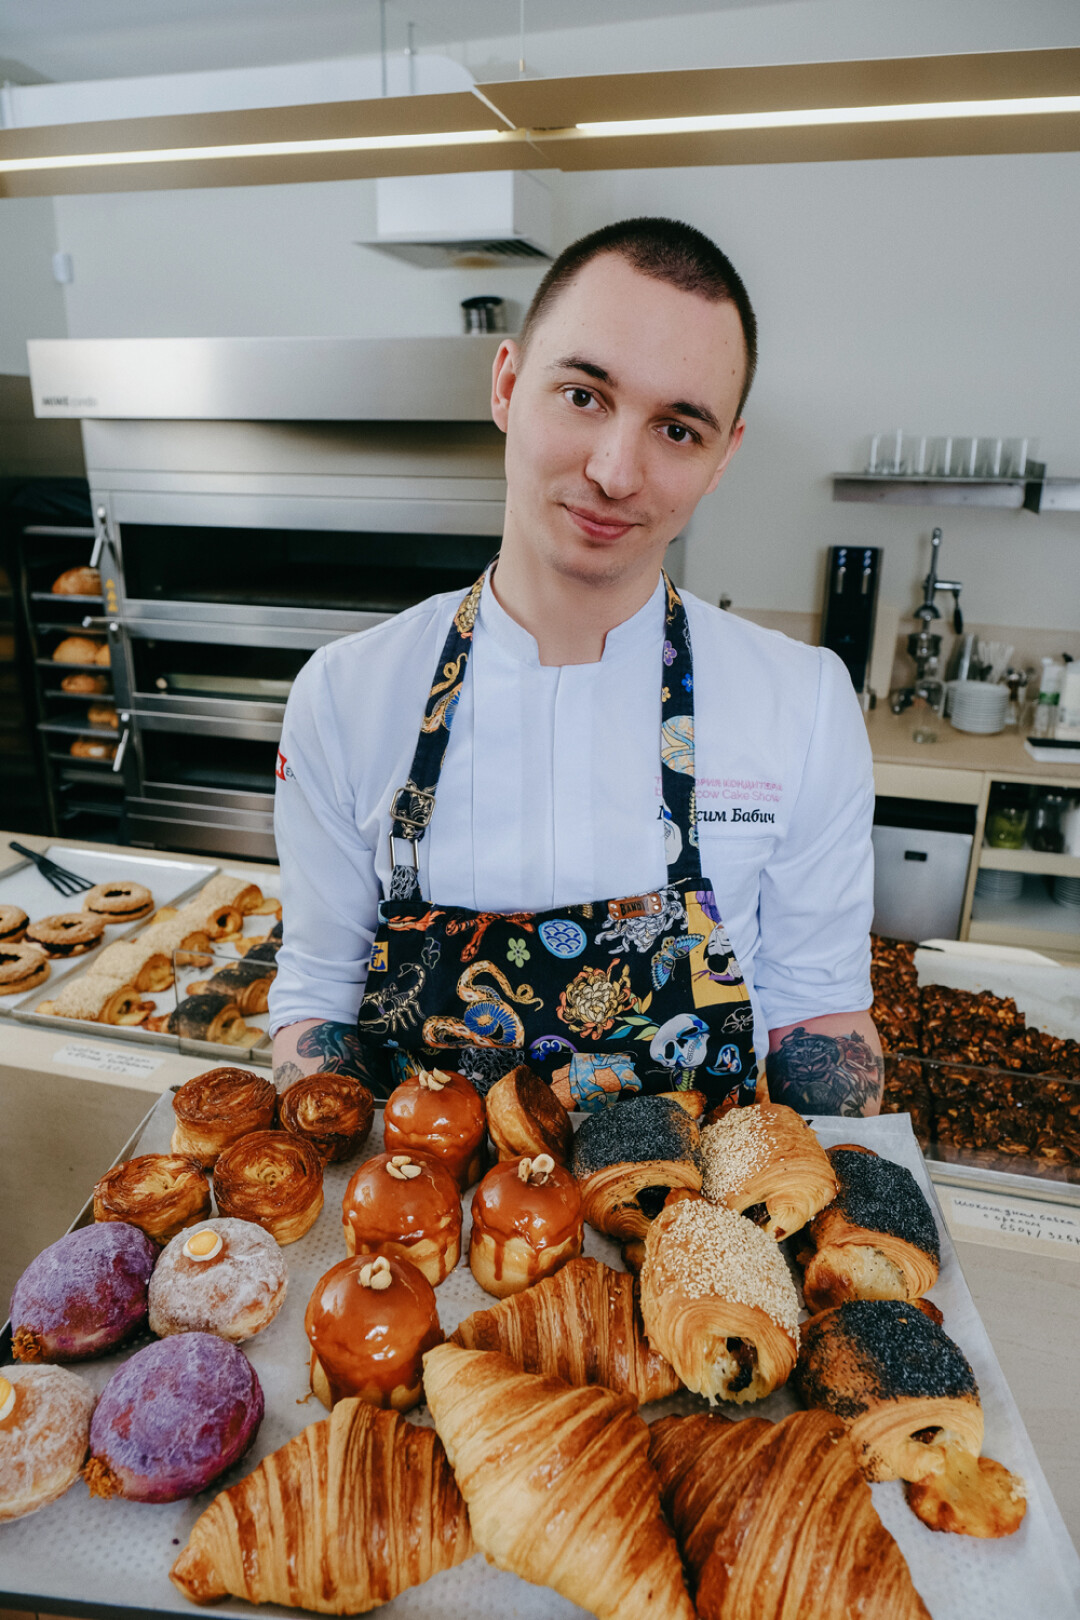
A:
[52, 1041, 166, 1081]
[942, 1186, 1080, 1261]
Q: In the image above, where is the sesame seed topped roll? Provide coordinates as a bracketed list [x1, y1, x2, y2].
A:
[699, 1103, 837, 1241]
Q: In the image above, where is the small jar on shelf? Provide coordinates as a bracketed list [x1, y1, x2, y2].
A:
[985, 784, 1031, 850]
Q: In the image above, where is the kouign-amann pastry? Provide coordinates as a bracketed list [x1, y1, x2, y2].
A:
[171, 1065, 277, 1166]
[0, 904, 28, 944]
[170, 1397, 475, 1612]
[383, 1067, 487, 1190]
[468, 1153, 583, 1299]
[341, 1150, 462, 1285]
[85, 1333, 264, 1502]
[25, 911, 104, 957]
[278, 1072, 374, 1163]
[450, 1255, 681, 1404]
[485, 1064, 573, 1166]
[214, 1130, 323, 1245]
[82, 879, 154, 921]
[0, 942, 49, 997]
[424, 1344, 695, 1620]
[305, 1254, 442, 1412]
[795, 1299, 983, 1483]
[0, 1364, 96, 1523]
[149, 1218, 287, 1342]
[11, 1221, 157, 1363]
[639, 1200, 800, 1404]
[799, 1147, 941, 1312]
[572, 1093, 702, 1240]
[700, 1102, 837, 1240]
[37, 970, 152, 1026]
[93, 1151, 211, 1244]
[649, 1407, 932, 1620]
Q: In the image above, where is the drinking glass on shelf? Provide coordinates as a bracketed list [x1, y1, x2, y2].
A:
[866, 431, 906, 475]
[927, 436, 955, 477]
[976, 437, 1005, 478]
[954, 436, 979, 479]
[1002, 438, 1039, 478]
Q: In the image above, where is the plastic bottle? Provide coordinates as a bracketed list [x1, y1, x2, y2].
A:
[1032, 658, 1064, 738]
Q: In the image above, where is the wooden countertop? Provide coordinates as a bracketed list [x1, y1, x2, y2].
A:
[866, 704, 1080, 784]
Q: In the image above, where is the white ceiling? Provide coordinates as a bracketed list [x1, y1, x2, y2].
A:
[0, 0, 791, 84]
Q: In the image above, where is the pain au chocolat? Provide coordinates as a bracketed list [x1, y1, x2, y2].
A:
[798, 1146, 940, 1312]
[699, 1102, 837, 1241]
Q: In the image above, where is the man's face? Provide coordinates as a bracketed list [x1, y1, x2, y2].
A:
[491, 252, 747, 589]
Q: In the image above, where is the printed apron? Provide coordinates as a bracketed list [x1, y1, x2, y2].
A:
[356, 569, 758, 1110]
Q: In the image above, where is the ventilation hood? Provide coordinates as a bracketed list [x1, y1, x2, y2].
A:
[365, 170, 552, 268]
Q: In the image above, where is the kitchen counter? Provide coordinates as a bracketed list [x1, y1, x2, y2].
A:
[866, 704, 1080, 798]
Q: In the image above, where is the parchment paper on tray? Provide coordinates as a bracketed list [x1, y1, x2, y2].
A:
[1, 1102, 1077, 1620]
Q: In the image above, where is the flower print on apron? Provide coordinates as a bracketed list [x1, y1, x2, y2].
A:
[356, 569, 758, 1111]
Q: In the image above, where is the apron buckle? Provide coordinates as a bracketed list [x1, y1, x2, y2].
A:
[389, 833, 420, 871]
[390, 785, 436, 835]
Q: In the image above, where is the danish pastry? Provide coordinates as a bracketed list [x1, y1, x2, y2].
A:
[485, 1063, 573, 1165]
[214, 1130, 324, 1244]
[798, 1147, 940, 1312]
[342, 1150, 462, 1285]
[0, 1364, 96, 1522]
[700, 1102, 836, 1240]
[468, 1154, 583, 1298]
[171, 1066, 277, 1166]
[93, 1151, 211, 1244]
[149, 1218, 287, 1341]
[384, 1067, 487, 1190]
[572, 1093, 702, 1240]
[305, 1254, 442, 1411]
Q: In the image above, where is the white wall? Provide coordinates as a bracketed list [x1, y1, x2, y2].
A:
[0, 197, 68, 373]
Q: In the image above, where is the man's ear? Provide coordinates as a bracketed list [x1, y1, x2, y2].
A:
[490, 339, 521, 434]
[704, 417, 746, 496]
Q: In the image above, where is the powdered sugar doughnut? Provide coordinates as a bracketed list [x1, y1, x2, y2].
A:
[0, 1363, 96, 1521]
[149, 1218, 287, 1342]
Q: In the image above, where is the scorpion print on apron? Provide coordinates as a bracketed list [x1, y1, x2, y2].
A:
[356, 568, 758, 1110]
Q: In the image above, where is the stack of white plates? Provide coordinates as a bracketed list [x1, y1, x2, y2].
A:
[1052, 874, 1080, 910]
[950, 680, 1009, 734]
[974, 868, 1024, 903]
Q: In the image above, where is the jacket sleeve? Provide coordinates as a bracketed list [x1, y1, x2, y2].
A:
[752, 648, 875, 1032]
[267, 647, 381, 1036]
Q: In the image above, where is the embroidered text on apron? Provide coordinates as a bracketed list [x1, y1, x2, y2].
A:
[356, 570, 757, 1110]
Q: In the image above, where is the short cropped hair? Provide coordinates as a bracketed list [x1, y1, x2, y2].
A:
[518, 216, 758, 419]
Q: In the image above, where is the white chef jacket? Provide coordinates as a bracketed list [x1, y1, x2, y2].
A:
[269, 574, 875, 1059]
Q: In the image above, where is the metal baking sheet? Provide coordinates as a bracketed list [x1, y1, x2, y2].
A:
[1, 1104, 1077, 1618]
[1, 847, 218, 1014]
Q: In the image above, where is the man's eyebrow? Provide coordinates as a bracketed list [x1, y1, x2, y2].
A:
[549, 354, 612, 383]
[667, 399, 722, 434]
[550, 355, 722, 434]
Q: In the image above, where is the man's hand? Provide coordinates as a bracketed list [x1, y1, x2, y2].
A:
[273, 1018, 376, 1092]
[765, 1010, 883, 1117]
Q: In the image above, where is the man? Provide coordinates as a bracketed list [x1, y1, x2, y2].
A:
[270, 216, 882, 1117]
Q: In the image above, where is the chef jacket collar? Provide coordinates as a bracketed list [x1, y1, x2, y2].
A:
[478, 568, 667, 670]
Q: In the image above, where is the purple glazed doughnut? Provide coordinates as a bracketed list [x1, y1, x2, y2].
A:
[85, 1332, 264, 1502]
[11, 1223, 157, 1363]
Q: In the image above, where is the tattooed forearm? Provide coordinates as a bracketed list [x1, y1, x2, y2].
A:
[766, 1026, 884, 1117]
[273, 1019, 378, 1091]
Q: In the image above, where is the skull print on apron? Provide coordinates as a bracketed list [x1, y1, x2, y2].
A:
[355, 568, 758, 1110]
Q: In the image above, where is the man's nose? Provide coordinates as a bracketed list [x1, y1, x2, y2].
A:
[585, 418, 646, 501]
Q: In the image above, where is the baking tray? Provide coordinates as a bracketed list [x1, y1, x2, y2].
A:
[0, 847, 219, 1014]
[1, 1103, 1077, 1619]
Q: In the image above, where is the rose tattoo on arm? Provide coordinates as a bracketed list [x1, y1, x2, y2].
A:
[765, 1026, 884, 1117]
[273, 1020, 379, 1091]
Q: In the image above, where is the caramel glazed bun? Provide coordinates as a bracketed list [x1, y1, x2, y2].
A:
[342, 1151, 462, 1287]
[170, 1066, 278, 1168]
[305, 1254, 442, 1412]
[383, 1067, 487, 1191]
[469, 1155, 584, 1300]
[798, 1147, 941, 1313]
[149, 1218, 288, 1342]
[699, 1102, 837, 1241]
[93, 1152, 211, 1246]
[213, 1130, 324, 1246]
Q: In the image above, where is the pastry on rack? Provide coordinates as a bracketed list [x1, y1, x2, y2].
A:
[468, 1154, 583, 1298]
[60, 670, 108, 694]
[169, 1396, 475, 1612]
[24, 911, 104, 958]
[423, 1344, 695, 1620]
[149, 991, 261, 1047]
[571, 1093, 702, 1240]
[93, 1151, 211, 1244]
[278, 1072, 374, 1163]
[794, 1299, 984, 1483]
[139, 904, 215, 957]
[51, 564, 102, 595]
[383, 1067, 487, 1190]
[11, 1221, 157, 1362]
[450, 1255, 681, 1403]
[184, 957, 275, 1015]
[485, 1064, 573, 1165]
[214, 1130, 323, 1244]
[85, 1332, 264, 1503]
[87, 937, 173, 992]
[798, 1147, 940, 1312]
[0, 942, 49, 997]
[52, 634, 102, 664]
[95, 642, 111, 666]
[70, 736, 116, 760]
[699, 1102, 837, 1240]
[341, 1150, 462, 1285]
[87, 701, 118, 729]
[149, 1218, 288, 1342]
[82, 879, 154, 922]
[171, 1066, 277, 1166]
[0, 1364, 97, 1523]
[305, 1254, 442, 1411]
[0, 904, 28, 944]
[639, 1200, 800, 1404]
[36, 971, 153, 1026]
[649, 1407, 932, 1620]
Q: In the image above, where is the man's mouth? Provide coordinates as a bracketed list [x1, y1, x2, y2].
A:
[563, 504, 640, 542]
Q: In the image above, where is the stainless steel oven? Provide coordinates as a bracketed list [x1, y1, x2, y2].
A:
[29, 339, 509, 859]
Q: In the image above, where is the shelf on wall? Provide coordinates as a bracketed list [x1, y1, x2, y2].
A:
[970, 874, 1080, 949]
[980, 845, 1080, 878]
[831, 474, 1080, 513]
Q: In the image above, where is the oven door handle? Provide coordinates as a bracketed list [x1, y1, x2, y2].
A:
[112, 725, 130, 774]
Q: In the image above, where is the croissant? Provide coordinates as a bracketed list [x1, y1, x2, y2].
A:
[639, 1200, 800, 1403]
[423, 1344, 694, 1620]
[798, 1147, 940, 1312]
[169, 1396, 474, 1611]
[699, 1102, 836, 1240]
[795, 1299, 984, 1483]
[649, 1408, 931, 1619]
[449, 1255, 681, 1403]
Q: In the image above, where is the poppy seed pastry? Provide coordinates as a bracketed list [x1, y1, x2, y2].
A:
[149, 1218, 287, 1341]
[85, 1333, 264, 1502]
[0, 1364, 97, 1522]
[799, 1148, 941, 1312]
[11, 1222, 157, 1363]
[571, 1094, 702, 1239]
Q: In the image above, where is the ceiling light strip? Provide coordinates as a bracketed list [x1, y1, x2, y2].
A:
[574, 95, 1080, 138]
[0, 127, 509, 175]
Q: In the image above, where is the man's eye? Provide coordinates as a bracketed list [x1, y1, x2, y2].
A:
[566, 388, 594, 408]
[664, 423, 697, 444]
